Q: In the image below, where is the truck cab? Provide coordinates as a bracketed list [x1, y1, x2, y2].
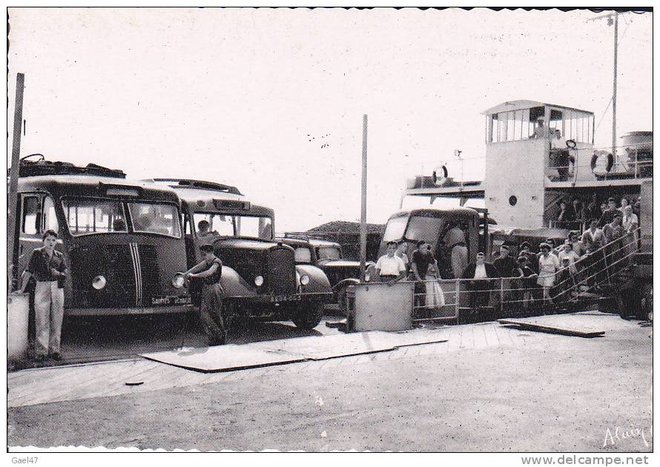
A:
[379, 207, 482, 279]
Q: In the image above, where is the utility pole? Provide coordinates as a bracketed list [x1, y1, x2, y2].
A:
[8, 73, 25, 291]
[359, 115, 368, 282]
[587, 10, 620, 156]
[612, 11, 618, 158]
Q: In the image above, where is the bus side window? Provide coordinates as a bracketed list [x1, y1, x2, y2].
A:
[21, 195, 41, 234]
[42, 196, 59, 233]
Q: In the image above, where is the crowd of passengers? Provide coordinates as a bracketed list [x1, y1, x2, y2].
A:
[554, 194, 641, 230]
[373, 197, 641, 315]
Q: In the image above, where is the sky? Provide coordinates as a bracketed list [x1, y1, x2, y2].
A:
[7, 7, 653, 231]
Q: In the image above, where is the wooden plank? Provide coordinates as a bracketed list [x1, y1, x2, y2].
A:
[498, 319, 605, 338]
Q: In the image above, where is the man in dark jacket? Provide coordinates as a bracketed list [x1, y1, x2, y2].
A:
[599, 197, 619, 227]
[463, 252, 499, 308]
[493, 244, 517, 277]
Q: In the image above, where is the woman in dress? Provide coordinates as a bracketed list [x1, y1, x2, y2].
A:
[424, 263, 445, 317]
[537, 242, 560, 304]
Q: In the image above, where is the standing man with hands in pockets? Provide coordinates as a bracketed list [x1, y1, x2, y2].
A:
[21, 229, 68, 362]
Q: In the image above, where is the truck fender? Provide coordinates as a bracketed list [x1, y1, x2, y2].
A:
[219, 266, 257, 298]
[296, 264, 332, 293]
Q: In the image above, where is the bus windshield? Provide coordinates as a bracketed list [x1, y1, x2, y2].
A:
[62, 199, 128, 235]
[128, 202, 182, 238]
[193, 213, 273, 240]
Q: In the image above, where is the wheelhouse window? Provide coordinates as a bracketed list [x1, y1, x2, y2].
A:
[128, 202, 182, 238]
[63, 199, 127, 235]
[317, 246, 342, 261]
[193, 213, 273, 240]
[488, 106, 544, 143]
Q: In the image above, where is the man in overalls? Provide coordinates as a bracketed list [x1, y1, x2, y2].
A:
[183, 244, 227, 345]
[21, 229, 68, 362]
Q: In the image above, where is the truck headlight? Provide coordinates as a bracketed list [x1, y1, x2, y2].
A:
[172, 273, 185, 289]
[254, 275, 264, 286]
[92, 275, 107, 290]
[300, 274, 310, 286]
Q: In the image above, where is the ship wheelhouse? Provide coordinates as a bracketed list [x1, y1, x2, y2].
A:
[402, 99, 652, 231]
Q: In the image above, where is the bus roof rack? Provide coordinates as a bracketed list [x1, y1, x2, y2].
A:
[153, 178, 243, 195]
[15, 156, 126, 179]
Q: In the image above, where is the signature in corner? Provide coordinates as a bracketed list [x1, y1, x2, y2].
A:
[603, 425, 651, 448]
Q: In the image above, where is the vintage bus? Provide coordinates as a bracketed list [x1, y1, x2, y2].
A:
[153, 178, 332, 329]
[11, 157, 192, 316]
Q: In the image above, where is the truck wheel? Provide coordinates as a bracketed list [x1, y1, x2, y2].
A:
[638, 283, 652, 321]
[291, 302, 324, 330]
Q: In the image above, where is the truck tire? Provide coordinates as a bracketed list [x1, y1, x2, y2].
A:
[291, 302, 324, 330]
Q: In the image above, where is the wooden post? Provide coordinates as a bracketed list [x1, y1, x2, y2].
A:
[359, 115, 368, 282]
[8, 73, 25, 291]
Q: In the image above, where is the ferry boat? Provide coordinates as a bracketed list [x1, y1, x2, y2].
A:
[402, 99, 652, 236]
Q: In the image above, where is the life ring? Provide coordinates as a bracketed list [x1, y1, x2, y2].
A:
[432, 165, 449, 186]
[591, 151, 614, 176]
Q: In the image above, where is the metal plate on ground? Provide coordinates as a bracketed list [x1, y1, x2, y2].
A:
[140, 330, 447, 372]
[499, 315, 607, 338]
[141, 344, 307, 372]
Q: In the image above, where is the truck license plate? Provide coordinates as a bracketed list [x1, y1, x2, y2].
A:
[271, 294, 302, 303]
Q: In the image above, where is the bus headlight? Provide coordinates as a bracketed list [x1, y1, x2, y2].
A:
[254, 275, 264, 287]
[92, 275, 107, 290]
[300, 274, 310, 286]
[172, 273, 186, 289]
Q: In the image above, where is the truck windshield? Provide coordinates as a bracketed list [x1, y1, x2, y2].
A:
[62, 199, 128, 235]
[317, 246, 342, 261]
[127, 202, 182, 238]
[405, 215, 447, 246]
[193, 213, 273, 240]
[382, 214, 409, 242]
[383, 213, 447, 248]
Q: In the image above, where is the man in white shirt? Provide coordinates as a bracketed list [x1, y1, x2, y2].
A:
[376, 241, 407, 286]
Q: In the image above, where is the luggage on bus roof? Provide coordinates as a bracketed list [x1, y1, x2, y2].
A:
[15, 155, 126, 179]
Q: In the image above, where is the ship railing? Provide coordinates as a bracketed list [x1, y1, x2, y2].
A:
[546, 143, 652, 183]
[408, 227, 642, 323]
